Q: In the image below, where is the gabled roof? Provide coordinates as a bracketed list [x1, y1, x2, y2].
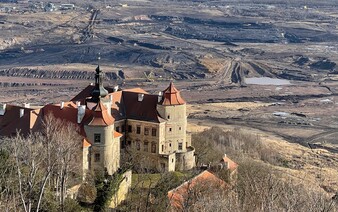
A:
[220, 155, 238, 171]
[159, 82, 186, 106]
[168, 170, 227, 210]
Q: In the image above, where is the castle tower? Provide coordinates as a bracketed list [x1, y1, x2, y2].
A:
[84, 101, 120, 175]
[84, 65, 120, 176]
[157, 82, 189, 154]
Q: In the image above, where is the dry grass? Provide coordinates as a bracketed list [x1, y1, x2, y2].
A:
[189, 116, 338, 195]
[261, 136, 338, 194]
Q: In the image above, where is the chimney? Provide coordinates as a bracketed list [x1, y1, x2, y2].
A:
[77, 105, 86, 124]
[76, 101, 81, 107]
[158, 91, 163, 103]
[24, 103, 30, 108]
[20, 108, 24, 118]
[224, 161, 230, 170]
[138, 93, 144, 102]
[0, 104, 6, 115]
[113, 85, 119, 92]
[60, 102, 64, 109]
[223, 153, 230, 169]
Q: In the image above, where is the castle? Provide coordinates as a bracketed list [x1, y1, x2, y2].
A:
[0, 66, 196, 176]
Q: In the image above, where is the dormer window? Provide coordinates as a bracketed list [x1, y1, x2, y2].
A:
[94, 134, 101, 143]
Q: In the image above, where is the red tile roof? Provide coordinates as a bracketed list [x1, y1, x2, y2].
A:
[109, 92, 125, 121]
[83, 138, 91, 148]
[0, 105, 34, 129]
[71, 84, 95, 103]
[70, 84, 169, 122]
[159, 82, 186, 106]
[0, 105, 41, 137]
[220, 155, 238, 171]
[123, 88, 148, 94]
[168, 170, 227, 210]
[0, 82, 174, 139]
[86, 101, 114, 126]
[114, 131, 123, 138]
[122, 91, 165, 123]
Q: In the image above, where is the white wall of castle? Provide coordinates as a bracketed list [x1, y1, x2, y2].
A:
[84, 124, 120, 175]
[157, 104, 189, 154]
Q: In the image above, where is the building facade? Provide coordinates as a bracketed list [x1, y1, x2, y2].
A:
[0, 66, 195, 175]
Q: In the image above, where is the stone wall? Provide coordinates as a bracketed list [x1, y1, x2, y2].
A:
[175, 146, 195, 171]
[109, 170, 132, 209]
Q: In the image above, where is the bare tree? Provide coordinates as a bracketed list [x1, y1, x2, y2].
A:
[0, 113, 82, 212]
[41, 113, 82, 211]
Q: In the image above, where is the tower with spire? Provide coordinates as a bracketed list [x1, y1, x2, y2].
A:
[90, 65, 109, 103]
[83, 63, 121, 176]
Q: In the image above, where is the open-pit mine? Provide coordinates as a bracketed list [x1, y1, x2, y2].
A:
[1, 0, 338, 195]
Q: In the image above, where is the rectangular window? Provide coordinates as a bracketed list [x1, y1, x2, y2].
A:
[144, 142, 148, 152]
[116, 126, 120, 132]
[144, 127, 149, 135]
[152, 128, 157, 136]
[169, 128, 172, 132]
[162, 145, 164, 152]
[178, 142, 183, 150]
[136, 142, 140, 151]
[151, 143, 156, 153]
[122, 125, 125, 132]
[94, 134, 101, 143]
[94, 153, 100, 162]
[136, 126, 141, 134]
[161, 163, 165, 170]
[128, 125, 132, 133]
